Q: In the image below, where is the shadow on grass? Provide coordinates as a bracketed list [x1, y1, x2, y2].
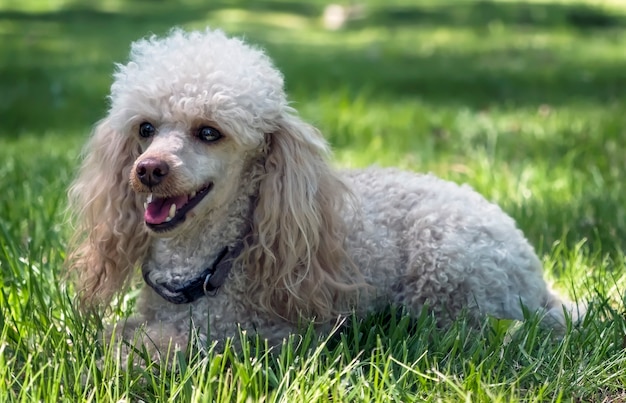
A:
[1, 0, 625, 136]
[0, 0, 624, 252]
[364, 0, 626, 29]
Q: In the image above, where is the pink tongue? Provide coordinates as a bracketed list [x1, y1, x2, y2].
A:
[145, 195, 189, 224]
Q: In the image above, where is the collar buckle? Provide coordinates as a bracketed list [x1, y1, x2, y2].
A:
[203, 272, 220, 297]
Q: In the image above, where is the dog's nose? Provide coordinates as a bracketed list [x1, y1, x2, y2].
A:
[136, 158, 169, 187]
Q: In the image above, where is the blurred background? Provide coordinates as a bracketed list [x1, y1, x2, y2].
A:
[1, 0, 625, 260]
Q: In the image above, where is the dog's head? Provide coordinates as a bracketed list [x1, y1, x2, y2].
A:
[105, 29, 287, 235]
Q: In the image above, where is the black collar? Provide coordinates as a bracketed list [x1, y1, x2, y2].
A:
[142, 239, 245, 304]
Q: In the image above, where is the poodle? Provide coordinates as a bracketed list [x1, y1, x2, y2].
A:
[67, 28, 581, 354]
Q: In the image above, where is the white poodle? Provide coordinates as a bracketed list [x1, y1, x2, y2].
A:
[67, 28, 580, 353]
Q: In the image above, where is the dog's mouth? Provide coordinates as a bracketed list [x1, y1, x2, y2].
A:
[143, 183, 213, 232]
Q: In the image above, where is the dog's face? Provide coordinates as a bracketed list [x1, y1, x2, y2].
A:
[107, 29, 288, 236]
[128, 118, 260, 235]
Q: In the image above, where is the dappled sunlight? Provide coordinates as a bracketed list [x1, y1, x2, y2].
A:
[2, 0, 625, 136]
[1, 1, 626, 400]
[200, 8, 313, 31]
[1, 0, 625, 254]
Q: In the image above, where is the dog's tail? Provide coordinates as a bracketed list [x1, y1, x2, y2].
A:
[543, 288, 587, 328]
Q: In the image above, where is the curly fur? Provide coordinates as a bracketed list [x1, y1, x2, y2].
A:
[68, 118, 150, 305]
[67, 28, 582, 354]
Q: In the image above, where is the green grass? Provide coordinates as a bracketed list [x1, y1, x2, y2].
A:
[2, 0, 626, 401]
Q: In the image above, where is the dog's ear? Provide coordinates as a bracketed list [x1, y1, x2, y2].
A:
[243, 113, 364, 323]
[67, 118, 150, 308]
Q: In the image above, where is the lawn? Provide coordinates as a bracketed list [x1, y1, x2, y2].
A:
[1, 0, 626, 401]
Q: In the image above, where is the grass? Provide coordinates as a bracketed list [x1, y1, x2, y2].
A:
[1, 0, 626, 401]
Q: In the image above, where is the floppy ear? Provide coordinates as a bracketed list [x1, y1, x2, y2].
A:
[67, 118, 150, 308]
[242, 113, 364, 323]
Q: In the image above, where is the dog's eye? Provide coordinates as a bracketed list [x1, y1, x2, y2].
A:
[197, 126, 222, 143]
[139, 122, 156, 138]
